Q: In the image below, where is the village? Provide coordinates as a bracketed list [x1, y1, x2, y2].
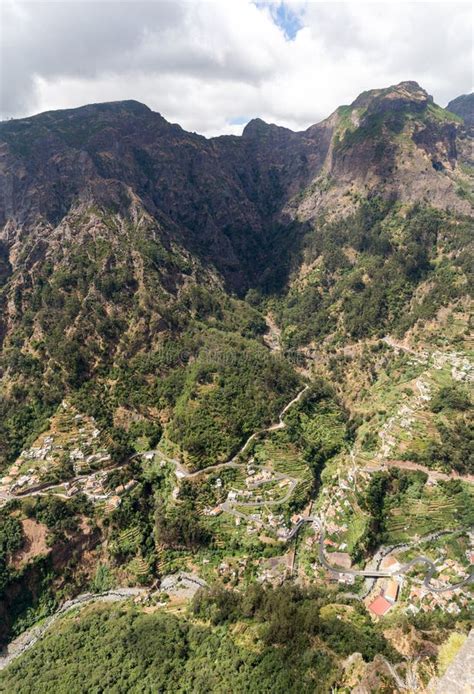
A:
[1, 384, 472, 627]
[0, 401, 137, 511]
[190, 450, 473, 621]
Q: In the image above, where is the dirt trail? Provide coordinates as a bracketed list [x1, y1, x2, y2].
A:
[150, 384, 309, 480]
[364, 459, 474, 485]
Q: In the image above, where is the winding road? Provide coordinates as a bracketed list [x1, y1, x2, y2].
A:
[140, 382, 472, 594]
[0, 386, 309, 508]
[0, 573, 208, 672]
[286, 517, 474, 592]
[137, 384, 310, 480]
[1, 380, 472, 671]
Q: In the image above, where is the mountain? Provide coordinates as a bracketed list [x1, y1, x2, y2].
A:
[447, 92, 474, 126]
[1, 82, 471, 289]
[0, 80, 472, 466]
[0, 82, 473, 687]
[293, 81, 472, 219]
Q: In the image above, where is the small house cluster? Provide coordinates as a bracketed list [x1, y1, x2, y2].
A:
[368, 578, 400, 617]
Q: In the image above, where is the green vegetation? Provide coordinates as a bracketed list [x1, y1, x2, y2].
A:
[0, 513, 24, 593]
[25, 494, 93, 542]
[420, 416, 474, 475]
[90, 564, 114, 593]
[0, 584, 395, 694]
[334, 96, 461, 154]
[192, 583, 392, 661]
[274, 201, 472, 348]
[0, 90, 473, 693]
[397, 382, 474, 475]
[0, 208, 300, 471]
[285, 378, 348, 473]
[437, 632, 467, 675]
[168, 332, 300, 469]
[155, 501, 212, 551]
[357, 471, 474, 548]
[431, 384, 472, 413]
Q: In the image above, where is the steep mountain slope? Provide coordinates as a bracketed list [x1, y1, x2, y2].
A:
[0, 100, 316, 293]
[292, 81, 471, 221]
[0, 81, 472, 472]
[447, 92, 474, 127]
[0, 82, 473, 684]
[1, 82, 470, 290]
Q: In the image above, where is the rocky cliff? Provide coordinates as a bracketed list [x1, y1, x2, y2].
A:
[1, 82, 471, 292]
[447, 92, 474, 127]
[0, 81, 472, 468]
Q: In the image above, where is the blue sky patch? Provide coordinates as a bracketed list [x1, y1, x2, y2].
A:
[229, 116, 250, 125]
[256, 2, 303, 41]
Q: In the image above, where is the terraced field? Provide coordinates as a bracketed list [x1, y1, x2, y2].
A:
[386, 484, 474, 543]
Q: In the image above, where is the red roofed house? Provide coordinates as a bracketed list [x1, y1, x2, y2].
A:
[368, 595, 392, 617]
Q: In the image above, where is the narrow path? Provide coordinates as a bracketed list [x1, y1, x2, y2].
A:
[144, 384, 309, 480]
[363, 460, 474, 485]
[144, 381, 472, 594]
[0, 460, 131, 507]
[2, 375, 471, 673]
[1, 385, 308, 507]
[0, 588, 147, 671]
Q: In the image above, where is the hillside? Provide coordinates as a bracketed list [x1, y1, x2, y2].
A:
[0, 81, 473, 692]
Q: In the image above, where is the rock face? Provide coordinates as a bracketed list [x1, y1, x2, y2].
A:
[431, 630, 474, 694]
[447, 93, 474, 127]
[293, 82, 472, 222]
[0, 80, 472, 470]
[0, 81, 472, 293]
[0, 99, 331, 293]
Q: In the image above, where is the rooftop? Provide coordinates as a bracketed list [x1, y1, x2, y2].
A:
[368, 595, 393, 617]
[384, 579, 399, 603]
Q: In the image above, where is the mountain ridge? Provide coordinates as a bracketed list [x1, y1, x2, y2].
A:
[0, 79, 472, 468]
[1, 81, 471, 287]
[0, 80, 473, 683]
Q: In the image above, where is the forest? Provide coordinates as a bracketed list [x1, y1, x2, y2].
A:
[0, 583, 396, 694]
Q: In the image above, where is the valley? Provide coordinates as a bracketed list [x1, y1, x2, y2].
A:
[0, 80, 472, 693]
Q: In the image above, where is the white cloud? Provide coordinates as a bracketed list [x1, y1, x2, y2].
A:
[1, 0, 472, 136]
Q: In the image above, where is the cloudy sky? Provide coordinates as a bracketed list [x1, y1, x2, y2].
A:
[1, 0, 472, 136]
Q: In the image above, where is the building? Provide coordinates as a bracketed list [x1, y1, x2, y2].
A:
[368, 595, 393, 617]
[384, 579, 399, 604]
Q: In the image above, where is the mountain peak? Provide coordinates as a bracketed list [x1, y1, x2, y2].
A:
[14, 99, 153, 124]
[74, 99, 152, 116]
[351, 80, 432, 115]
[242, 118, 272, 137]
